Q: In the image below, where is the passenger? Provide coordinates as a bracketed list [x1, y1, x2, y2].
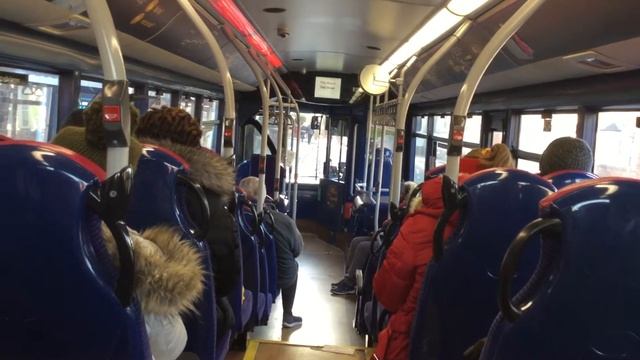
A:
[134, 106, 241, 335]
[331, 181, 417, 296]
[371, 144, 514, 360]
[52, 99, 144, 168]
[52, 100, 204, 360]
[539, 136, 593, 175]
[62, 108, 85, 128]
[238, 176, 304, 328]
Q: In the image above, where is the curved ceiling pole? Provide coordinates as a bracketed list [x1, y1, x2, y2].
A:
[176, 0, 236, 160]
[445, 0, 547, 180]
[84, 0, 129, 177]
[389, 19, 473, 203]
[223, 28, 271, 213]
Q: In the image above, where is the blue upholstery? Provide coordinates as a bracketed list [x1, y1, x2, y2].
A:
[126, 146, 217, 360]
[543, 169, 598, 189]
[236, 160, 251, 184]
[481, 177, 640, 360]
[234, 193, 263, 330]
[0, 141, 150, 359]
[261, 219, 280, 300]
[410, 169, 555, 360]
[257, 232, 272, 324]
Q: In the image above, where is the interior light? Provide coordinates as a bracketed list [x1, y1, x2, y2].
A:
[447, 0, 491, 16]
[381, 8, 462, 73]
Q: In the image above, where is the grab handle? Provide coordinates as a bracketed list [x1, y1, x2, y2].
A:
[499, 218, 562, 322]
[177, 174, 210, 239]
[88, 167, 135, 307]
[433, 175, 463, 261]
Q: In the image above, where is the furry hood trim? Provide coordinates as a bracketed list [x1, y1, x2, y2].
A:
[102, 224, 205, 316]
[139, 138, 235, 200]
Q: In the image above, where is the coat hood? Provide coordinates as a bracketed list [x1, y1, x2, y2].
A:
[139, 138, 235, 201]
[102, 224, 205, 316]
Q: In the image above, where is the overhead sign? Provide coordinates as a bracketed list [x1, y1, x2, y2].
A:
[314, 76, 342, 99]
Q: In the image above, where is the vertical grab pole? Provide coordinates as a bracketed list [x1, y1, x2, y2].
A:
[85, 0, 129, 176]
[388, 61, 412, 206]
[367, 96, 380, 195]
[373, 123, 385, 231]
[392, 19, 473, 199]
[178, 0, 236, 161]
[350, 123, 358, 195]
[446, 0, 547, 180]
[269, 74, 285, 199]
[362, 96, 373, 193]
[292, 101, 301, 220]
[283, 101, 291, 197]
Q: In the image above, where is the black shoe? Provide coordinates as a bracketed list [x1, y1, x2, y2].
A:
[283, 314, 303, 328]
[331, 279, 346, 289]
[331, 282, 356, 295]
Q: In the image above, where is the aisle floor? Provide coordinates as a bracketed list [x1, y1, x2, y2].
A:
[226, 232, 364, 359]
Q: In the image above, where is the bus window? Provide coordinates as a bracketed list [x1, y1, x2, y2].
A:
[180, 95, 195, 116]
[0, 67, 58, 141]
[517, 158, 540, 173]
[433, 115, 450, 139]
[435, 141, 447, 167]
[414, 137, 427, 182]
[200, 98, 219, 149]
[594, 111, 640, 178]
[148, 89, 171, 109]
[462, 147, 473, 155]
[415, 116, 428, 135]
[464, 115, 482, 145]
[518, 113, 578, 154]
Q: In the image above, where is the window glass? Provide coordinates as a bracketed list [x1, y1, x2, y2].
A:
[180, 95, 195, 116]
[148, 89, 171, 109]
[464, 115, 482, 144]
[0, 67, 58, 141]
[462, 147, 473, 155]
[414, 137, 427, 182]
[292, 113, 326, 184]
[594, 111, 640, 178]
[200, 99, 219, 149]
[518, 113, 577, 154]
[414, 116, 428, 135]
[435, 141, 447, 167]
[517, 159, 540, 173]
[433, 115, 450, 139]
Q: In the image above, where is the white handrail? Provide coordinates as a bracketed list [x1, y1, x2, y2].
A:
[176, 0, 236, 159]
[362, 96, 373, 192]
[446, 0, 547, 180]
[85, 0, 128, 177]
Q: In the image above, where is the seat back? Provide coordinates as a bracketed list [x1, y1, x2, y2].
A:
[234, 192, 262, 329]
[481, 178, 640, 360]
[543, 169, 598, 189]
[126, 145, 217, 360]
[0, 141, 150, 359]
[410, 169, 555, 360]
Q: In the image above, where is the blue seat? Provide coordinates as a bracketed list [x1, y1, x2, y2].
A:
[126, 145, 218, 360]
[234, 192, 265, 330]
[480, 177, 640, 360]
[543, 169, 598, 189]
[410, 169, 555, 360]
[0, 141, 150, 359]
[257, 232, 272, 324]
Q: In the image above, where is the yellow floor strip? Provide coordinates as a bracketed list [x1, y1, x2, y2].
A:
[242, 339, 372, 360]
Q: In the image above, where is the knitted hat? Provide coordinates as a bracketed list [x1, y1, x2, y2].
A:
[539, 137, 593, 176]
[135, 107, 202, 148]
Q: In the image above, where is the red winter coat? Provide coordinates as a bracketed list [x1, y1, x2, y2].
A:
[372, 163, 479, 360]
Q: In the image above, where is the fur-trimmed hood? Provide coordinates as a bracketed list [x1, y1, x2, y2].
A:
[139, 138, 235, 201]
[102, 224, 204, 316]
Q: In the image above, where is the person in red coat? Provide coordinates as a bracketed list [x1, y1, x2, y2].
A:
[371, 144, 515, 360]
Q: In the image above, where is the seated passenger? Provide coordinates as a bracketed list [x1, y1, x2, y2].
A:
[539, 136, 593, 175]
[134, 106, 241, 334]
[52, 100, 204, 360]
[52, 99, 144, 168]
[331, 181, 417, 296]
[238, 176, 304, 328]
[371, 144, 514, 360]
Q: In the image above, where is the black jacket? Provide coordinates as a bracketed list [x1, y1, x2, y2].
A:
[264, 209, 303, 288]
